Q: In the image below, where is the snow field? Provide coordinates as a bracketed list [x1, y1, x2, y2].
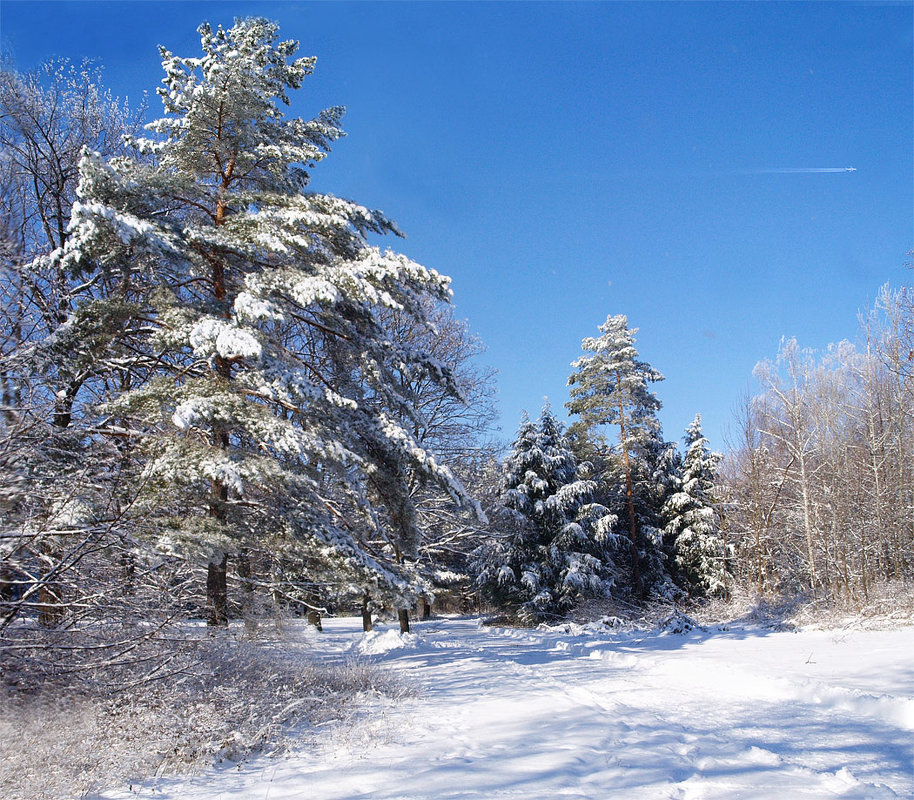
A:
[102, 616, 914, 800]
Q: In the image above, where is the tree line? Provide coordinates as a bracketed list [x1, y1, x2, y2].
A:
[722, 286, 913, 601]
[474, 315, 728, 622]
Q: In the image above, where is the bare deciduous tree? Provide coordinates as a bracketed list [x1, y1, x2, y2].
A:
[722, 283, 913, 602]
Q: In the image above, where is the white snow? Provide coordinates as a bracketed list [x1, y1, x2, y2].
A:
[353, 628, 420, 655]
[188, 318, 262, 360]
[99, 615, 914, 800]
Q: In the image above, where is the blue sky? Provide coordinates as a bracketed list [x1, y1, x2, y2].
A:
[1, 1, 911, 451]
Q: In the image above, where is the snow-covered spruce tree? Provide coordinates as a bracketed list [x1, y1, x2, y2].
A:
[566, 314, 673, 600]
[57, 18, 477, 625]
[475, 405, 613, 622]
[662, 414, 729, 597]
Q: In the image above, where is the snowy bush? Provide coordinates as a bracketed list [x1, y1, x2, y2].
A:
[658, 610, 705, 635]
[673, 579, 914, 633]
[355, 628, 420, 655]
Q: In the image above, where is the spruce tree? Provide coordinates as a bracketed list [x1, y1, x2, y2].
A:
[475, 405, 611, 621]
[663, 414, 729, 597]
[56, 18, 477, 623]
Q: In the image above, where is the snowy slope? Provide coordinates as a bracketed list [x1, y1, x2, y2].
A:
[101, 615, 914, 799]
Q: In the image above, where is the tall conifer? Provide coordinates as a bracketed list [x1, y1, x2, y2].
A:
[664, 415, 729, 596]
[58, 19, 476, 622]
[566, 314, 668, 599]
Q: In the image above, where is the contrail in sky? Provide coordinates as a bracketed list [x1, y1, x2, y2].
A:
[732, 167, 857, 174]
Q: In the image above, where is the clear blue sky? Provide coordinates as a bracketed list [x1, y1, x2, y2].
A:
[2, 1, 911, 451]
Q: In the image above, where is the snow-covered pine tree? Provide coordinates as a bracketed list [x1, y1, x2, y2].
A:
[566, 314, 669, 600]
[57, 18, 477, 624]
[475, 405, 612, 621]
[663, 414, 729, 597]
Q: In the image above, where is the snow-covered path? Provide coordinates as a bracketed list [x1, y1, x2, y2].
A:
[105, 616, 914, 799]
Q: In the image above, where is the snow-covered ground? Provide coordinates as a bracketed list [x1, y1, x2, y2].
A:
[101, 615, 914, 799]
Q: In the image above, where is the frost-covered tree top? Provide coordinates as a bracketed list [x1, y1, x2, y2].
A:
[667, 414, 722, 518]
[142, 19, 343, 196]
[55, 17, 477, 599]
[681, 414, 721, 494]
[502, 406, 585, 517]
[566, 314, 664, 448]
[663, 414, 728, 596]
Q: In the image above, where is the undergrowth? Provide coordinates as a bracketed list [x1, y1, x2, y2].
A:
[568, 578, 914, 633]
[687, 579, 914, 631]
[0, 621, 407, 800]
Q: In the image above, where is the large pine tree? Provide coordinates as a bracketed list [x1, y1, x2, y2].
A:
[566, 314, 673, 599]
[475, 405, 612, 621]
[56, 18, 477, 623]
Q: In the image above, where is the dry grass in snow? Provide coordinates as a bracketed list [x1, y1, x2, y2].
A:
[0, 622, 406, 800]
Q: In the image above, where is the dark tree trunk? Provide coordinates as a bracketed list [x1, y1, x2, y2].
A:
[51, 378, 83, 430]
[52, 404, 72, 430]
[398, 607, 410, 634]
[0, 564, 14, 604]
[38, 582, 62, 628]
[37, 541, 64, 628]
[121, 550, 136, 596]
[420, 597, 431, 620]
[206, 554, 229, 627]
[237, 548, 256, 632]
[617, 384, 644, 600]
[305, 588, 323, 631]
[361, 594, 373, 632]
[206, 440, 230, 626]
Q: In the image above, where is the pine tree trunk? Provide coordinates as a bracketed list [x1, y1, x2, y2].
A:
[38, 582, 62, 628]
[121, 550, 136, 596]
[616, 384, 644, 600]
[206, 554, 229, 627]
[420, 597, 431, 620]
[361, 594, 373, 632]
[205, 182, 234, 631]
[237, 548, 257, 633]
[0, 563, 14, 605]
[398, 608, 410, 633]
[37, 541, 64, 628]
[42, 390, 75, 625]
[269, 557, 286, 629]
[304, 588, 323, 631]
